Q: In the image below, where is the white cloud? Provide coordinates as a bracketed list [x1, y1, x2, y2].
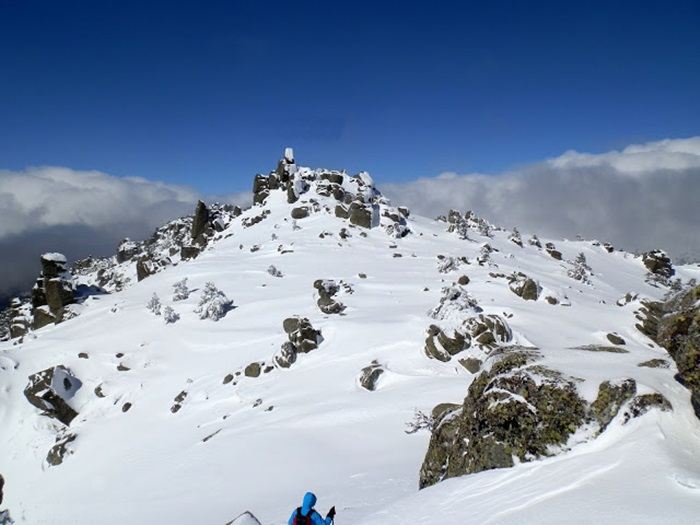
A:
[382, 137, 700, 262]
[0, 167, 250, 301]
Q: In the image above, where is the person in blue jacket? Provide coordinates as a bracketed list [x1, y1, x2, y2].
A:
[288, 492, 335, 525]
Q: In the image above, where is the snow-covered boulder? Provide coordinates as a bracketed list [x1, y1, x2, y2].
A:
[419, 347, 589, 488]
[23, 365, 82, 426]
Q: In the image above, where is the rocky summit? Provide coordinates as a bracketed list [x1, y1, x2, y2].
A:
[1, 150, 699, 525]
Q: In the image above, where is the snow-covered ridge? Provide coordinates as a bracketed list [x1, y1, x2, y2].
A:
[1, 150, 700, 524]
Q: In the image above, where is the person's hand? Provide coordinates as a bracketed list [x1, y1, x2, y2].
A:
[327, 506, 336, 520]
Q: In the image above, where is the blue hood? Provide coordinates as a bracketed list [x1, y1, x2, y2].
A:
[301, 492, 317, 514]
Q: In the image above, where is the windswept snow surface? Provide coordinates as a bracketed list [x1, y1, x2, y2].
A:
[1, 175, 700, 525]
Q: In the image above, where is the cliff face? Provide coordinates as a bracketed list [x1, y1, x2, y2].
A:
[648, 285, 700, 417]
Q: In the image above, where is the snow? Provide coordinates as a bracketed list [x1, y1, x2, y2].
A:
[1, 161, 700, 525]
[41, 252, 67, 263]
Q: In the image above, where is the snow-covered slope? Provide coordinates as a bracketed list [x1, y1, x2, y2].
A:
[1, 152, 700, 525]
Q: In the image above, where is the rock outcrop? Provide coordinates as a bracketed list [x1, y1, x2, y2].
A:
[419, 346, 652, 488]
[9, 253, 77, 337]
[23, 366, 82, 426]
[638, 283, 700, 418]
[274, 317, 323, 368]
[642, 249, 674, 280]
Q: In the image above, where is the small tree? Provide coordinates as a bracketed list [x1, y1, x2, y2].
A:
[172, 278, 189, 301]
[267, 265, 283, 278]
[509, 227, 523, 247]
[194, 282, 233, 321]
[163, 306, 180, 324]
[147, 293, 162, 315]
[567, 253, 592, 284]
[405, 409, 436, 434]
[528, 234, 542, 248]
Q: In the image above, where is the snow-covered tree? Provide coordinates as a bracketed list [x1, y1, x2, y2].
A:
[437, 256, 462, 274]
[567, 253, 592, 284]
[528, 234, 542, 248]
[147, 293, 162, 315]
[267, 265, 283, 278]
[172, 278, 189, 301]
[509, 227, 523, 247]
[429, 285, 480, 320]
[194, 282, 233, 321]
[162, 306, 180, 324]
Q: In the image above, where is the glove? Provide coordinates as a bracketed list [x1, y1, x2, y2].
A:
[327, 506, 336, 520]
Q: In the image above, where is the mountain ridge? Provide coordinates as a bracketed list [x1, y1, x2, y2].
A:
[1, 150, 699, 524]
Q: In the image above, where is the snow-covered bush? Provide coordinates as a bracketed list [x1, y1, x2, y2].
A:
[509, 227, 523, 247]
[147, 293, 162, 315]
[528, 234, 542, 248]
[437, 256, 462, 274]
[267, 265, 283, 278]
[476, 244, 493, 266]
[429, 285, 481, 320]
[567, 253, 592, 284]
[162, 306, 180, 324]
[194, 282, 233, 321]
[172, 278, 189, 301]
[474, 217, 493, 238]
[405, 409, 435, 434]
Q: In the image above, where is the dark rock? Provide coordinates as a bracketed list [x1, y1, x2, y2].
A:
[313, 279, 345, 314]
[508, 274, 540, 301]
[31, 277, 47, 308]
[32, 306, 57, 330]
[545, 243, 562, 260]
[276, 317, 323, 368]
[606, 333, 626, 345]
[275, 341, 297, 369]
[116, 238, 140, 263]
[590, 379, 637, 431]
[458, 357, 482, 373]
[245, 362, 262, 378]
[122, 402, 132, 413]
[283, 317, 302, 334]
[291, 207, 310, 219]
[136, 255, 170, 281]
[191, 201, 210, 240]
[642, 250, 674, 279]
[637, 359, 669, 369]
[40, 253, 68, 279]
[328, 173, 344, 185]
[44, 278, 74, 311]
[24, 366, 81, 426]
[171, 390, 188, 413]
[359, 361, 385, 391]
[457, 275, 470, 286]
[252, 175, 270, 205]
[335, 205, 349, 220]
[348, 202, 373, 229]
[46, 433, 77, 466]
[180, 246, 200, 260]
[575, 344, 629, 353]
[622, 393, 672, 424]
[653, 284, 700, 417]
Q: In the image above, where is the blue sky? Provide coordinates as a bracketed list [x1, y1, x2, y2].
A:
[2, 1, 699, 194]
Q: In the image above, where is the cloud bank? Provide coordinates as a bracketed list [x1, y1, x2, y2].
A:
[383, 137, 700, 264]
[0, 167, 250, 303]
